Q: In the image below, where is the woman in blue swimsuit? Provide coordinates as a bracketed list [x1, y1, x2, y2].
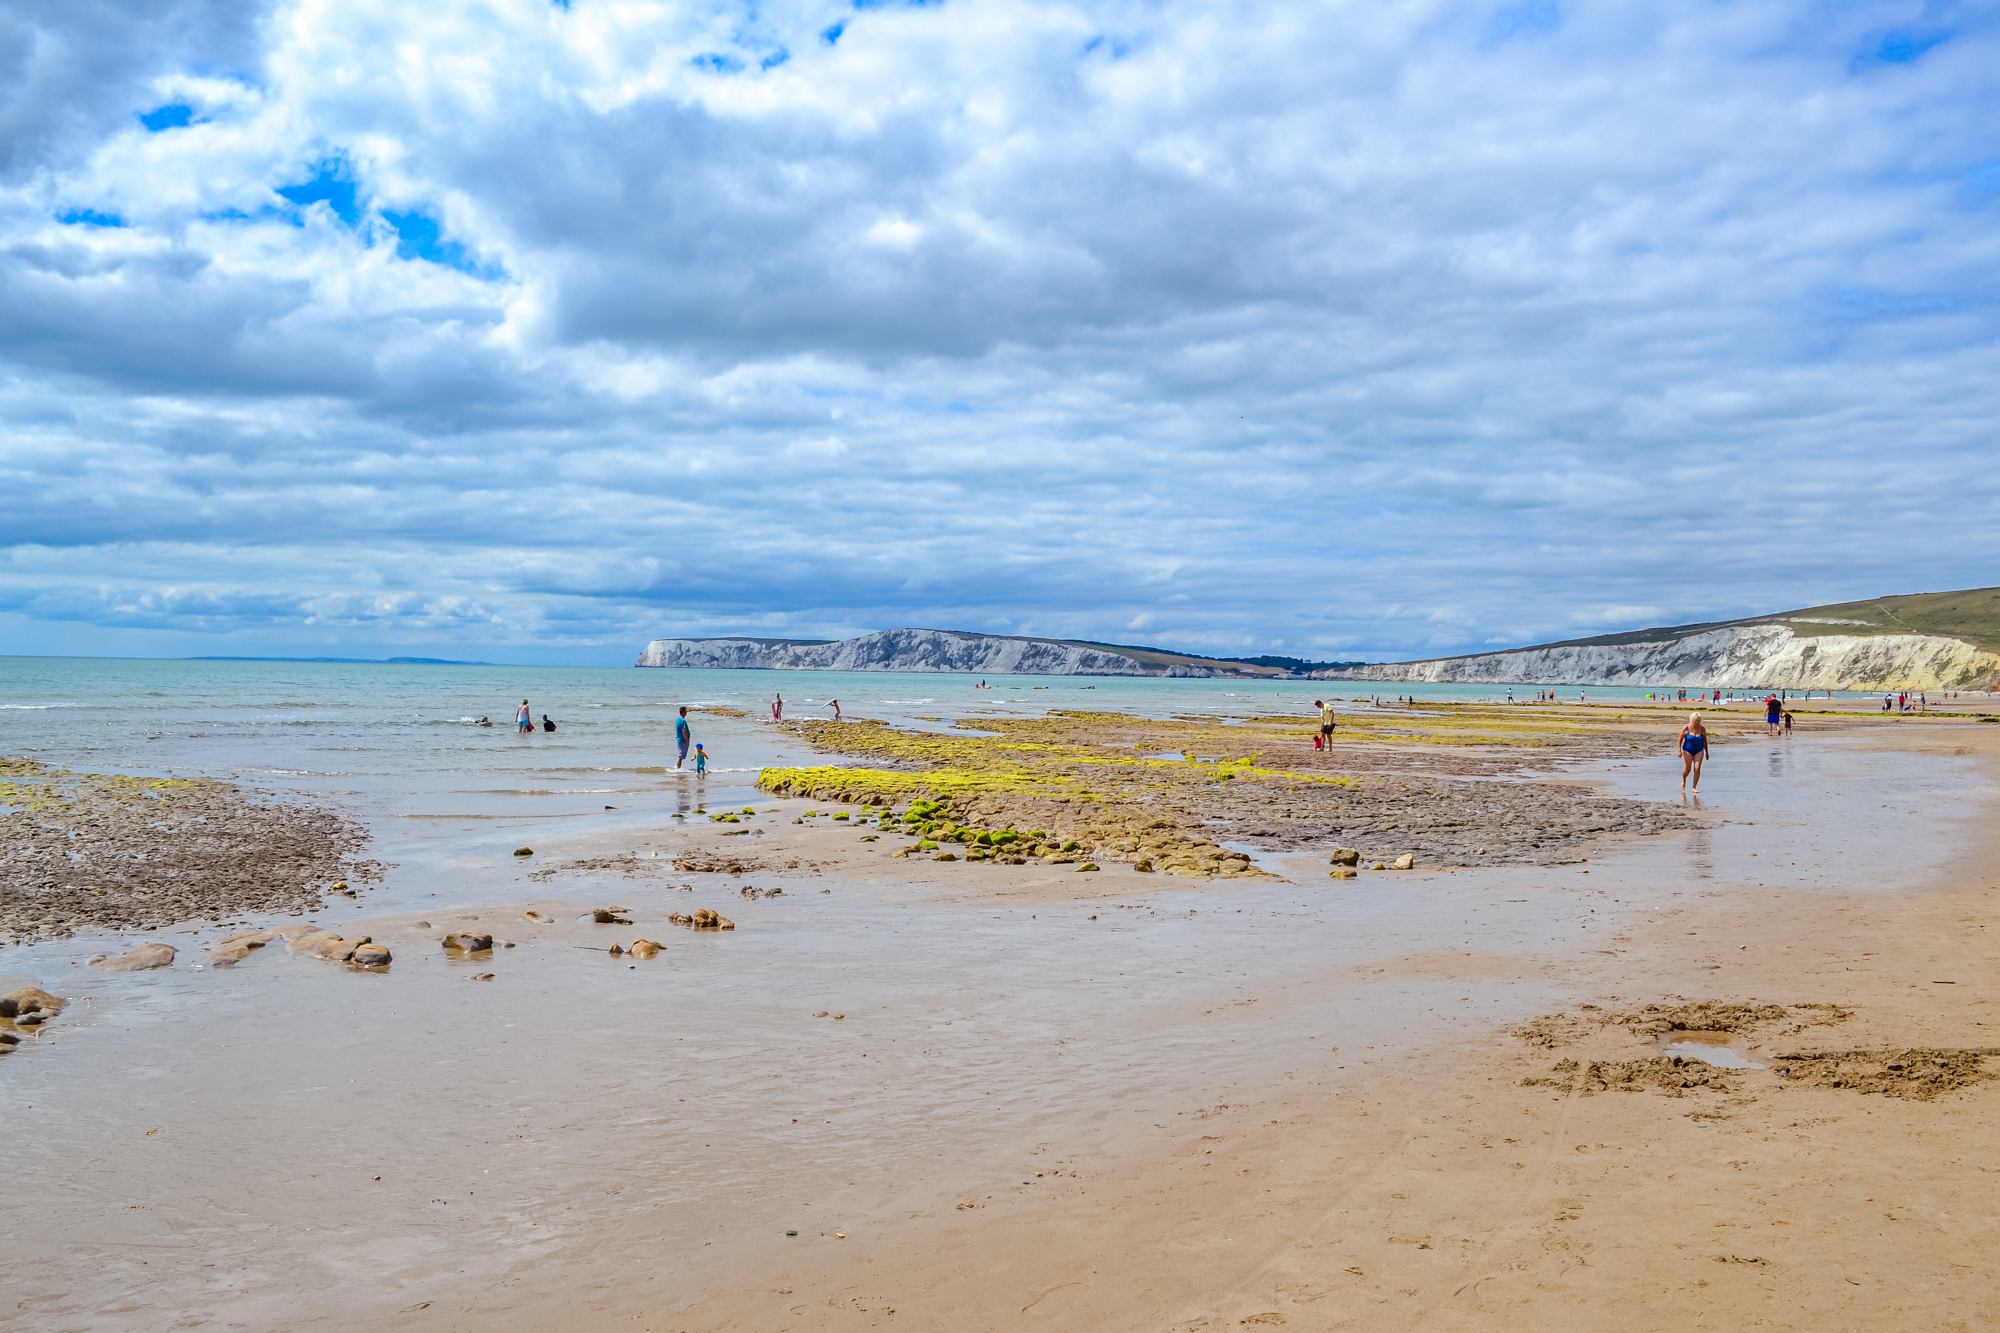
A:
[1678, 712, 1710, 792]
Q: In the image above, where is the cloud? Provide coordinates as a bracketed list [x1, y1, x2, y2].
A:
[2, 0, 1999, 665]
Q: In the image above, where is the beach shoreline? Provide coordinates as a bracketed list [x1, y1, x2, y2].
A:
[1, 703, 1994, 1332]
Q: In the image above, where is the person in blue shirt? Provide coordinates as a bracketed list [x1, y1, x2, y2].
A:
[694, 743, 707, 778]
[675, 706, 692, 769]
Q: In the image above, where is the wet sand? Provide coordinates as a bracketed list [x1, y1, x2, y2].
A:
[1, 719, 1995, 1330]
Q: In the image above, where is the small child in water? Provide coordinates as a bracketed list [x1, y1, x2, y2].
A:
[694, 743, 707, 777]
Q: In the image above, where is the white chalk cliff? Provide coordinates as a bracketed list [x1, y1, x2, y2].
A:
[1314, 624, 2000, 690]
[637, 628, 1154, 675]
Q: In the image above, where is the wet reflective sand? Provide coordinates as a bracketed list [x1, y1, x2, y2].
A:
[0, 731, 1990, 1330]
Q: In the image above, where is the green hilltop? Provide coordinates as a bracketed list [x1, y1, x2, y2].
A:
[1541, 586, 2000, 656]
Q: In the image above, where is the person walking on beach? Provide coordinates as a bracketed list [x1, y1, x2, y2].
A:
[694, 743, 707, 778]
[1316, 699, 1336, 751]
[516, 699, 532, 734]
[1678, 712, 1710, 792]
[1765, 694, 1782, 736]
[826, 699, 842, 722]
[675, 706, 692, 769]
[1782, 709, 1794, 736]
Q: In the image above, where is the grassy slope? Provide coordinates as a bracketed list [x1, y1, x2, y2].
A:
[1509, 586, 2000, 658]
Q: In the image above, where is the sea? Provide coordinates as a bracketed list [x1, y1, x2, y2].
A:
[0, 654, 1868, 828]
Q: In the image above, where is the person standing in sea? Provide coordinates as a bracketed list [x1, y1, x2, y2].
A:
[516, 699, 532, 734]
[1678, 712, 1710, 793]
[675, 706, 692, 769]
[772, 693, 783, 721]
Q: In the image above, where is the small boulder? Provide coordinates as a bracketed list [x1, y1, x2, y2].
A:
[1371, 861, 1387, 871]
[1330, 848, 1361, 866]
[218, 929, 280, 947]
[514, 847, 534, 857]
[352, 943, 392, 967]
[0, 987, 67, 1018]
[629, 939, 662, 959]
[0, 1031, 19, 1046]
[1392, 854, 1415, 871]
[208, 942, 258, 966]
[933, 852, 959, 862]
[692, 908, 720, 928]
[668, 912, 693, 927]
[272, 924, 318, 940]
[1134, 858, 1155, 873]
[591, 909, 632, 925]
[92, 943, 177, 973]
[1329, 868, 1358, 880]
[1075, 862, 1101, 873]
[443, 932, 494, 951]
[608, 943, 624, 956]
[311, 934, 367, 961]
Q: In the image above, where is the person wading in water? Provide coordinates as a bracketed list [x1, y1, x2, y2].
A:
[1678, 712, 1711, 794]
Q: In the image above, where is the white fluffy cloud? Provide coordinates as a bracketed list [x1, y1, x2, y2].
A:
[2, 0, 1997, 663]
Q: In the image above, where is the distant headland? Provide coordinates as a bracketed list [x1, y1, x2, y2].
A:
[636, 628, 1359, 679]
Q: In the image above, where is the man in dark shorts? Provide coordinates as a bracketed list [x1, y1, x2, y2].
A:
[1765, 694, 1782, 736]
[675, 706, 692, 768]
[1315, 699, 1336, 750]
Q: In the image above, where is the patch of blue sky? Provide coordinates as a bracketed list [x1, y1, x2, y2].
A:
[1822, 283, 1976, 322]
[1862, 28, 1953, 65]
[1967, 160, 2000, 194]
[382, 210, 499, 278]
[57, 208, 126, 228]
[821, 20, 845, 44]
[276, 160, 360, 226]
[1486, 0, 1558, 44]
[762, 48, 791, 69]
[138, 104, 195, 132]
[853, 0, 941, 10]
[1081, 35, 1133, 59]
[692, 52, 745, 73]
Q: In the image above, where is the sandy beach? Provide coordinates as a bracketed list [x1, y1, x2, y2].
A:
[3, 697, 1995, 1331]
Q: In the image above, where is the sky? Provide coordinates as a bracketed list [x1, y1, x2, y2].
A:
[2, 0, 1997, 667]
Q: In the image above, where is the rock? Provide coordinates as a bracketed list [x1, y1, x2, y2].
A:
[1371, 861, 1387, 871]
[1075, 862, 1101, 872]
[1134, 858, 1154, 872]
[352, 943, 392, 966]
[668, 912, 693, 926]
[443, 932, 494, 951]
[692, 908, 721, 928]
[934, 852, 959, 862]
[522, 911, 549, 922]
[1330, 848, 1361, 866]
[608, 943, 624, 956]
[208, 942, 258, 966]
[272, 924, 318, 940]
[629, 939, 662, 959]
[1392, 854, 1415, 870]
[310, 934, 368, 961]
[0, 1031, 18, 1045]
[473, 972, 495, 981]
[92, 943, 177, 972]
[592, 909, 632, 924]
[218, 929, 280, 947]
[514, 847, 534, 856]
[0, 987, 66, 1018]
[15, 1012, 45, 1026]
[1329, 868, 1358, 879]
